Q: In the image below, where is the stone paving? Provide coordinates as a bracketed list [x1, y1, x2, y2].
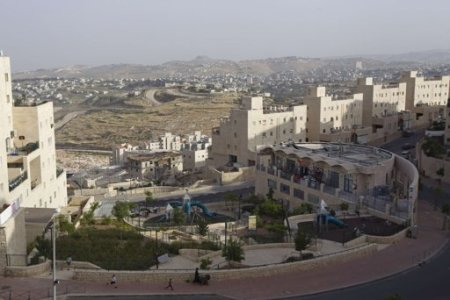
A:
[0, 200, 448, 300]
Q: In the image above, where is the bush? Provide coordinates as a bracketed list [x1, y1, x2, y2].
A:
[200, 257, 212, 270]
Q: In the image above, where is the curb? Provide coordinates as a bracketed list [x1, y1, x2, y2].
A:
[279, 236, 449, 300]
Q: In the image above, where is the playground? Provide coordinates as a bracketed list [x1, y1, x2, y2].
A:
[298, 215, 406, 244]
[141, 191, 236, 227]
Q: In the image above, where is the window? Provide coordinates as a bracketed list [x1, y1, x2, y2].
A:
[280, 183, 290, 195]
[6, 95, 10, 103]
[294, 188, 304, 199]
[4, 73, 9, 82]
[344, 174, 353, 193]
[268, 179, 277, 190]
[234, 132, 237, 138]
[262, 133, 266, 138]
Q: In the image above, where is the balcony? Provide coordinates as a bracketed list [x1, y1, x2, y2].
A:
[8, 142, 39, 156]
[279, 170, 292, 181]
[267, 167, 275, 175]
[9, 171, 28, 192]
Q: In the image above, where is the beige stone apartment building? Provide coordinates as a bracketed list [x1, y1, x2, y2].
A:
[127, 151, 183, 182]
[255, 143, 418, 225]
[302, 86, 369, 143]
[0, 55, 68, 272]
[400, 71, 450, 109]
[211, 96, 307, 168]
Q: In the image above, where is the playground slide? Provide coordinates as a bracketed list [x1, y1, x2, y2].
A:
[190, 201, 214, 217]
[326, 214, 346, 228]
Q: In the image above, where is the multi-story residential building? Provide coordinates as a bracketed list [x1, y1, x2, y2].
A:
[400, 71, 450, 109]
[255, 142, 418, 225]
[355, 78, 407, 143]
[127, 152, 183, 181]
[211, 96, 307, 168]
[445, 100, 450, 146]
[302, 86, 369, 143]
[355, 77, 407, 126]
[0, 55, 67, 272]
[0, 55, 67, 209]
[159, 132, 182, 151]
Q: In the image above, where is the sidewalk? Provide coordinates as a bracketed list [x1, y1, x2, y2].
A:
[1, 199, 448, 300]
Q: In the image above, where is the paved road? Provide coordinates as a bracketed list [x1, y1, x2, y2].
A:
[294, 243, 450, 300]
[68, 295, 232, 300]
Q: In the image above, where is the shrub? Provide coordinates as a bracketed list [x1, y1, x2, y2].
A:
[200, 257, 212, 270]
[222, 238, 245, 262]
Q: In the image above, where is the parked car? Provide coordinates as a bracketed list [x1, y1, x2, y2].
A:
[402, 130, 414, 137]
[401, 150, 410, 158]
[401, 143, 415, 150]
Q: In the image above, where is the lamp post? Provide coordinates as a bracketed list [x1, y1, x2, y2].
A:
[48, 208, 60, 300]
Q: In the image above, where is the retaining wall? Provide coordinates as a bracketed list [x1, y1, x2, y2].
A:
[73, 243, 377, 282]
[4, 261, 50, 277]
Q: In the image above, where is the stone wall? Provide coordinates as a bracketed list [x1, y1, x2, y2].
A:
[418, 150, 450, 185]
[73, 244, 377, 282]
[4, 261, 50, 277]
[366, 228, 409, 244]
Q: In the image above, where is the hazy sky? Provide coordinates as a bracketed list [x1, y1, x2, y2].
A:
[1, 0, 450, 71]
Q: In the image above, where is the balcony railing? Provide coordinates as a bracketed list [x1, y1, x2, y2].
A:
[323, 185, 336, 195]
[279, 171, 292, 181]
[267, 167, 275, 175]
[8, 142, 40, 156]
[9, 171, 28, 192]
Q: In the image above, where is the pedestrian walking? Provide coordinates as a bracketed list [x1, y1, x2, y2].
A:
[110, 274, 117, 288]
[165, 278, 174, 290]
[66, 256, 72, 270]
[194, 267, 200, 283]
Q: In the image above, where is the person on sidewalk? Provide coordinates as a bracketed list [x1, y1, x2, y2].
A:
[194, 267, 200, 284]
[165, 278, 174, 290]
[110, 274, 117, 288]
[66, 256, 72, 270]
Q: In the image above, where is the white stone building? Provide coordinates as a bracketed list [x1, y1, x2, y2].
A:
[400, 71, 450, 109]
[0, 55, 67, 271]
[302, 86, 369, 143]
[255, 143, 418, 225]
[211, 96, 307, 168]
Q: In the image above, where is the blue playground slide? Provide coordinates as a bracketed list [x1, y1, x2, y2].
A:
[325, 214, 346, 228]
[190, 201, 214, 217]
[168, 201, 215, 217]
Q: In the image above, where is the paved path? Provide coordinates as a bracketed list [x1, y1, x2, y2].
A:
[1, 199, 448, 300]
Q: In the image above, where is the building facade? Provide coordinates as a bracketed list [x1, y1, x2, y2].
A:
[1, 55, 67, 272]
[127, 152, 183, 181]
[211, 96, 307, 168]
[400, 71, 450, 110]
[302, 86, 367, 143]
[255, 143, 418, 225]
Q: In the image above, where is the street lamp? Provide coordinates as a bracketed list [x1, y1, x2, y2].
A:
[46, 208, 60, 300]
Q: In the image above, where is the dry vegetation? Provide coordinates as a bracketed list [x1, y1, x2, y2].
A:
[56, 90, 239, 149]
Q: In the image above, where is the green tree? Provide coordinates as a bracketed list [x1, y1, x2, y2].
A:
[422, 137, 446, 158]
[197, 217, 209, 236]
[295, 228, 312, 258]
[340, 202, 349, 219]
[145, 191, 155, 207]
[80, 202, 100, 227]
[224, 192, 238, 213]
[266, 188, 274, 201]
[200, 257, 212, 270]
[222, 238, 245, 263]
[57, 215, 75, 234]
[112, 201, 133, 222]
[172, 207, 185, 226]
[35, 236, 51, 258]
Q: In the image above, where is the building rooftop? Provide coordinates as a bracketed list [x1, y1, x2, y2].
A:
[127, 151, 181, 162]
[260, 142, 392, 167]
